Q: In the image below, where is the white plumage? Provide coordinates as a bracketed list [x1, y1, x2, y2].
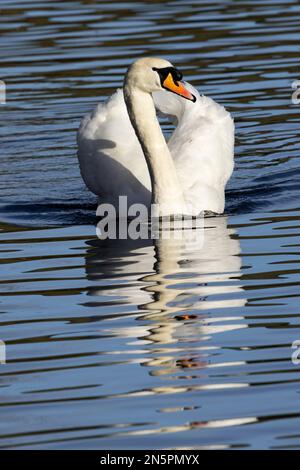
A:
[77, 57, 234, 215]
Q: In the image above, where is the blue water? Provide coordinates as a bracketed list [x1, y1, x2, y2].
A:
[1, 0, 300, 449]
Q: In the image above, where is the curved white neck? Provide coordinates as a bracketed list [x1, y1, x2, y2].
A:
[124, 85, 186, 216]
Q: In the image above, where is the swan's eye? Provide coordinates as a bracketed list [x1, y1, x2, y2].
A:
[172, 68, 183, 83]
[152, 66, 183, 86]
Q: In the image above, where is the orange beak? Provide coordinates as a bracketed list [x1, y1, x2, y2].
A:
[162, 73, 196, 102]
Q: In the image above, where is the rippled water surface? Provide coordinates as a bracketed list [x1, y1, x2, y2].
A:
[1, 0, 300, 450]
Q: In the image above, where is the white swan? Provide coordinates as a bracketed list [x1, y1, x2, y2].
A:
[77, 57, 234, 216]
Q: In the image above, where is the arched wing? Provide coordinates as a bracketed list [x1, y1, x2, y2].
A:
[77, 89, 151, 203]
[153, 83, 234, 213]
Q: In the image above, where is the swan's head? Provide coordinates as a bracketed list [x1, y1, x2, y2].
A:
[124, 57, 196, 102]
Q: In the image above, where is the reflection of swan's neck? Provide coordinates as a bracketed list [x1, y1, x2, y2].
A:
[142, 235, 187, 317]
[123, 84, 186, 215]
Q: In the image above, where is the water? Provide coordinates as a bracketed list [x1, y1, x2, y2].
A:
[1, 0, 300, 450]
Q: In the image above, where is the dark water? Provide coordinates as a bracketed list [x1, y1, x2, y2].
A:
[1, 0, 300, 450]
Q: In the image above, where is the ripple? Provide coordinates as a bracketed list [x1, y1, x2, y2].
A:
[1, 0, 300, 450]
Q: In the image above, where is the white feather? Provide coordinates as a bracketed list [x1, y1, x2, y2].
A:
[77, 79, 234, 214]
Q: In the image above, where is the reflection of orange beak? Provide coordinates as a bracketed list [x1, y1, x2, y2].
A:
[162, 73, 196, 102]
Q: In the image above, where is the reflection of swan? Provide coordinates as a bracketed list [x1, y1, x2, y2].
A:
[77, 57, 234, 216]
[84, 217, 246, 359]
[138, 217, 247, 371]
[82, 220, 250, 440]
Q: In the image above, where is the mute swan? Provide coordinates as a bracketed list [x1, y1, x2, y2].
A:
[77, 57, 234, 216]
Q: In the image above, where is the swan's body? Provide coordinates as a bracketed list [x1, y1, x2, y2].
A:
[77, 58, 234, 216]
